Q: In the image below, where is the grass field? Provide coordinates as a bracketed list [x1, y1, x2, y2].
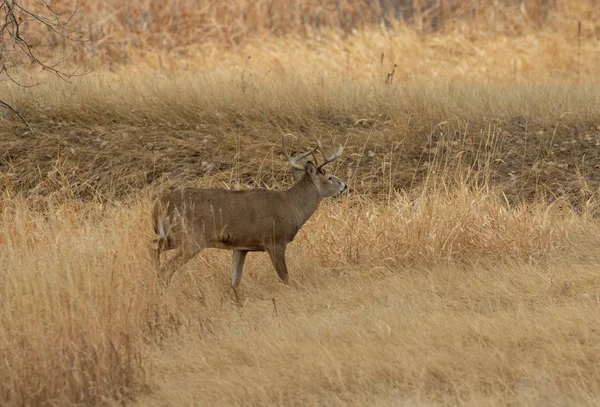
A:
[3, 183, 600, 405]
[1, 3, 600, 405]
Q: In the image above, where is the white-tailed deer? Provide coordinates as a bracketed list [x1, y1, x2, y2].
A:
[150, 135, 346, 294]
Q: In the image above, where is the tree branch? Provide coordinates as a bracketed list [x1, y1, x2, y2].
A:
[0, 0, 87, 136]
[0, 99, 35, 136]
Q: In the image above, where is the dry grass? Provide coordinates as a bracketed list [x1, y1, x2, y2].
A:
[137, 261, 600, 406]
[0, 197, 153, 404]
[3, 11, 600, 205]
[20, 23, 600, 83]
[7, 1, 600, 81]
[2, 3, 600, 405]
[1, 184, 599, 405]
[2, 71, 600, 206]
[120, 27, 600, 83]
[15, 0, 600, 59]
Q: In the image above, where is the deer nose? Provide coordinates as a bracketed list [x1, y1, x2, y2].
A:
[341, 183, 348, 193]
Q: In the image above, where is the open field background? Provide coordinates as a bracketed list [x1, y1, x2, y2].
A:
[1, 1, 600, 405]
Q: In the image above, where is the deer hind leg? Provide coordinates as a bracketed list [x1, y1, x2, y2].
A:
[149, 239, 162, 270]
[149, 236, 173, 270]
[158, 241, 203, 286]
[267, 245, 289, 285]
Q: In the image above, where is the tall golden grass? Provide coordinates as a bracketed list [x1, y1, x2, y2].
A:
[2, 181, 599, 405]
[8, 0, 599, 75]
[22, 0, 600, 47]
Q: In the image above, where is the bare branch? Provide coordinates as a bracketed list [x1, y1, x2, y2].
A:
[0, 0, 88, 135]
[14, 2, 84, 42]
[0, 99, 35, 136]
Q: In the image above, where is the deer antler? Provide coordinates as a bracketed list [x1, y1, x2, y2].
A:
[281, 134, 317, 170]
[314, 136, 344, 170]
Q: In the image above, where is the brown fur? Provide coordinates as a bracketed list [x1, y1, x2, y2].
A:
[151, 152, 346, 288]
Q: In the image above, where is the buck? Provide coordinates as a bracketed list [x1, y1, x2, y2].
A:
[150, 135, 346, 294]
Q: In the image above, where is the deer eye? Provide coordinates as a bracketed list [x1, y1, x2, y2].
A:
[328, 176, 334, 183]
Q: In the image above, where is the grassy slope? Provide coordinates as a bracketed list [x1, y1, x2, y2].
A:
[1, 73, 600, 205]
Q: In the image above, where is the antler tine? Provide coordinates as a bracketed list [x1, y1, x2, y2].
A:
[282, 134, 314, 170]
[314, 135, 344, 170]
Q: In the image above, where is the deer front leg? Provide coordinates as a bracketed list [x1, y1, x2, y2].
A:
[231, 250, 249, 302]
[232, 250, 249, 288]
[267, 245, 289, 284]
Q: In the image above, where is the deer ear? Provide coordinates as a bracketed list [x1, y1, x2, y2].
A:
[305, 161, 317, 178]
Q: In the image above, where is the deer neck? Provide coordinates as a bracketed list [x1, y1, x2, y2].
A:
[286, 177, 322, 226]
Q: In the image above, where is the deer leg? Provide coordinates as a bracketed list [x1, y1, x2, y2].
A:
[149, 238, 162, 270]
[267, 245, 289, 285]
[149, 236, 172, 270]
[231, 250, 249, 302]
[158, 242, 202, 286]
[232, 250, 249, 288]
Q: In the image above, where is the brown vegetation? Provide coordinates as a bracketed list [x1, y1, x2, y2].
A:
[1, 73, 599, 206]
[5, 0, 599, 76]
[1, 2, 600, 405]
[2, 186, 599, 405]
